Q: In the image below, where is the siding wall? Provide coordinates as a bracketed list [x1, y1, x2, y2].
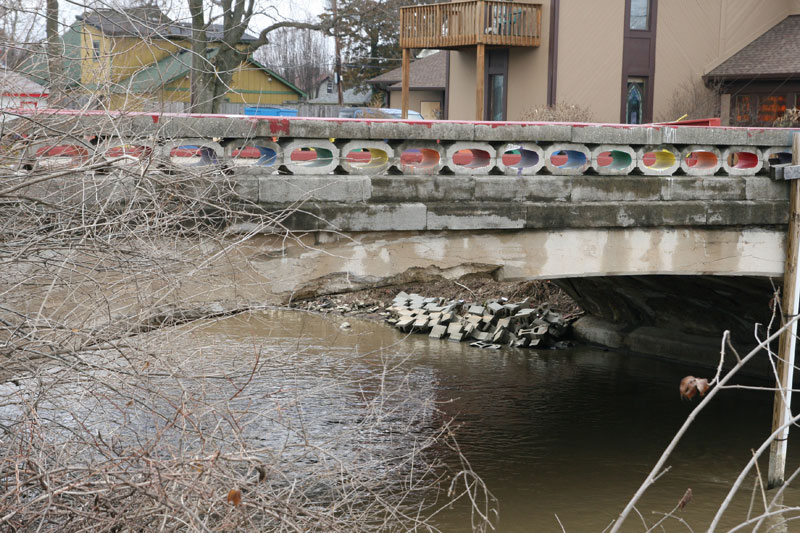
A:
[653, 0, 796, 121]
[162, 63, 302, 106]
[445, 0, 800, 123]
[75, 24, 301, 110]
[555, 1, 624, 123]
[388, 89, 444, 116]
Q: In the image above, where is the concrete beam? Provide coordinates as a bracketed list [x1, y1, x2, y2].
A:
[244, 227, 786, 298]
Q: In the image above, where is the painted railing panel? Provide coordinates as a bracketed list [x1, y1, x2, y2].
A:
[3, 111, 800, 178]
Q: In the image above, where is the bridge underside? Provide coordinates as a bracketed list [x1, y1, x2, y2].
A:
[255, 226, 784, 298]
[557, 275, 777, 374]
[251, 226, 782, 372]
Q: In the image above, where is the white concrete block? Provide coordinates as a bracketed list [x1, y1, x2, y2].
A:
[495, 142, 544, 176]
[280, 139, 340, 175]
[445, 141, 496, 175]
[159, 138, 224, 167]
[339, 140, 393, 174]
[543, 143, 591, 175]
[720, 146, 763, 176]
[394, 141, 445, 175]
[635, 145, 680, 176]
[223, 137, 281, 175]
[680, 145, 722, 176]
[591, 144, 636, 175]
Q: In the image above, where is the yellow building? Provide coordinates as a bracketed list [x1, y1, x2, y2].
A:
[72, 7, 304, 111]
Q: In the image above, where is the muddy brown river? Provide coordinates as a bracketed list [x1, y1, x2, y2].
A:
[3, 308, 797, 531]
[187, 309, 799, 532]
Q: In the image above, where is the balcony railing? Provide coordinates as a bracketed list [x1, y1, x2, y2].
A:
[399, 1, 542, 49]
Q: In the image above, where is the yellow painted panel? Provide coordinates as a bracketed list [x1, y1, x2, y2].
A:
[108, 93, 148, 111]
[109, 37, 186, 83]
[161, 63, 301, 105]
[80, 25, 112, 86]
[225, 62, 301, 104]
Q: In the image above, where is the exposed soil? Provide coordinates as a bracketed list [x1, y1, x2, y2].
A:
[292, 274, 582, 319]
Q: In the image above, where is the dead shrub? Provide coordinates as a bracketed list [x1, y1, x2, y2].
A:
[520, 102, 596, 123]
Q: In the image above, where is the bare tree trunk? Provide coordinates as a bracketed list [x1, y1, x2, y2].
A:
[188, 0, 213, 113]
[331, 0, 344, 105]
[45, 0, 62, 95]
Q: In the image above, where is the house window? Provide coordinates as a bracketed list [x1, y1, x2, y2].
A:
[629, 0, 650, 30]
[626, 78, 645, 124]
[757, 95, 786, 124]
[735, 95, 753, 124]
[485, 49, 508, 121]
[489, 74, 505, 121]
[92, 40, 101, 59]
[327, 79, 333, 94]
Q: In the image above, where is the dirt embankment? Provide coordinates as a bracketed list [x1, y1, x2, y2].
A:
[291, 274, 581, 319]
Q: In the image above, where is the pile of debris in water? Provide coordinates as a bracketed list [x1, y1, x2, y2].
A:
[384, 291, 573, 350]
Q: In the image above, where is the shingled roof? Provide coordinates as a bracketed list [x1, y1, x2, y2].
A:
[107, 49, 305, 98]
[368, 51, 446, 89]
[0, 70, 48, 95]
[15, 21, 83, 88]
[706, 15, 800, 80]
[78, 8, 258, 42]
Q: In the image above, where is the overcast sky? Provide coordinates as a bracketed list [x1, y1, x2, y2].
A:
[57, 0, 328, 30]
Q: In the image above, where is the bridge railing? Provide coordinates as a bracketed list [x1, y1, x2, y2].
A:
[2, 111, 798, 178]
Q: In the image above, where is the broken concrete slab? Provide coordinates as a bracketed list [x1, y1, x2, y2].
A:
[429, 325, 447, 339]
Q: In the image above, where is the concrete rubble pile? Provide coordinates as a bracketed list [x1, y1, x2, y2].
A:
[384, 291, 572, 350]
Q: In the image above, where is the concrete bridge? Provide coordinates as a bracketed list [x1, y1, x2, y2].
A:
[9, 111, 799, 367]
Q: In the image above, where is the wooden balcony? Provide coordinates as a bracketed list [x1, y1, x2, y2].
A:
[399, 1, 542, 49]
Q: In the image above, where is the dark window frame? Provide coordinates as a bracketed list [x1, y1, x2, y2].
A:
[728, 88, 800, 126]
[626, 78, 646, 124]
[620, 0, 658, 123]
[629, 0, 651, 31]
[484, 48, 508, 121]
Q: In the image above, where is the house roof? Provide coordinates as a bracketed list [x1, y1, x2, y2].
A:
[0, 69, 48, 95]
[15, 22, 83, 88]
[707, 15, 800, 80]
[109, 49, 305, 98]
[368, 51, 446, 90]
[79, 8, 258, 42]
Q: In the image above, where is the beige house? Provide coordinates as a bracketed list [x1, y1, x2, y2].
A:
[368, 51, 446, 119]
[399, 0, 800, 124]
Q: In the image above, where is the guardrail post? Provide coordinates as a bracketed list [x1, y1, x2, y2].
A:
[768, 132, 800, 488]
[401, 48, 410, 120]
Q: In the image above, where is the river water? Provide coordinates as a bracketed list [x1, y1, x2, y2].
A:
[186, 309, 799, 532]
[4, 308, 797, 531]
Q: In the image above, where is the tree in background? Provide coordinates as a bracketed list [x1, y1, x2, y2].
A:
[186, 0, 323, 113]
[253, 26, 331, 98]
[0, 0, 42, 70]
[321, 0, 426, 92]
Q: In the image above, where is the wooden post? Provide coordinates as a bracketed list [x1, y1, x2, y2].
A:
[476, 43, 485, 121]
[768, 132, 800, 488]
[401, 48, 410, 119]
[332, 0, 344, 106]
